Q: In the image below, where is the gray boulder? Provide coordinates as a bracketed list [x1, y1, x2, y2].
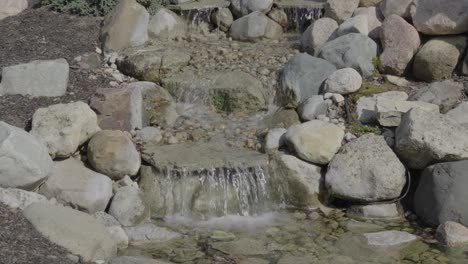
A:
[31, 101, 100, 158]
[436, 221, 468, 247]
[316, 33, 378, 77]
[379, 0, 412, 19]
[331, 15, 369, 39]
[23, 203, 117, 261]
[0, 0, 28, 20]
[100, 0, 149, 51]
[297, 95, 328, 121]
[379, 14, 420, 76]
[396, 108, 468, 169]
[0, 122, 53, 190]
[414, 160, 468, 227]
[278, 53, 336, 108]
[87, 130, 141, 180]
[325, 0, 360, 23]
[300, 17, 338, 51]
[0, 187, 49, 210]
[409, 80, 463, 113]
[356, 91, 409, 124]
[109, 186, 149, 227]
[230, 0, 273, 17]
[284, 120, 344, 165]
[347, 203, 401, 221]
[375, 98, 439, 127]
[263, 128, 286, 151]
[229, 11, 283, 41]
[212, 7, 234, 32]
[353, 6, 384, 40]
[411, 0, 468, 35]
[148, 8, 186, 39]
[446, 101, 468, 128]
[325, 134, 406, 202]
[0, 59, 69, 97]
[413, 36, 468, 82]
[324, 68, 363, 95]
[39, 158, 113, 214]
[463, 52, 468, 76]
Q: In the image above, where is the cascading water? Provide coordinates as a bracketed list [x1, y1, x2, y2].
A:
[282, 6, 323, 33]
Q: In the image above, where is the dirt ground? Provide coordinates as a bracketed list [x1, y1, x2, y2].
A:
[0, 7, 112, 129]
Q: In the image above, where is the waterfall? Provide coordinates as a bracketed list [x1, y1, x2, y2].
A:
[283, 6, 323, 33]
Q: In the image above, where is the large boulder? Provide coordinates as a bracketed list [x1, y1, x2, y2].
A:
[0, 59, 69, 97]
[229, 11, 282, 41]
[0, 122, 53, 190]
[39, 158, 113, 214]
[324, 68, 363, 95]
[325, 134, 406, 202]
[375, 97, 439, 127]
[284, 120, 344, 165]
[378, 15, 420, 76]
[0, 187, 49, 210]
[331, 15, 369, 39]
[278, 53, 336, 108]
[409, 80, 464, 113]
[316, 33, 378, 77]
[379, 0, 412, 19]
[446, 102, 468, 128]
[23, 203, 117, 262]
[353, 6, 384, 40]
[109, 186, 149, 227]
[230, 0, 273, 17]
[269, 154, 323, 208]
[31, 101, 100, 159]
[414, 161, 468, 227]
[359, 0, 381, 7]
[325, 0, 360, 23]
[413, 36, 468, 82]
[0, 0, 28, 20]
[436, 221, 468, 247]
[212, 7, 234, 32]
[163, 70, 266, 113]
[297, 95, 328, 121]
[300, 17, 338, 52]
[148, 8, 186, 39]
[116, 46, 191, 82]
[411, 0, 468, 35]
[395, 108, 468, 169]
[100, 0, 149, 52]
[87, 130, 141, 180]
[356, 91, 409, 124]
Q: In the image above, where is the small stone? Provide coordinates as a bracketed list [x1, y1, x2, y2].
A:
[324, 68, 362, 95]
[363, 230, 417, 247]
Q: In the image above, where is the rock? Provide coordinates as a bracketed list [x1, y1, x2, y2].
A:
[39, 158, 113, 214]
[331, 15, 369, 39]
[0, 0, 28, 20]
[278, 53, 336, 108]
[31, 101, 100, 158]
[267, 7, 287, 29]
[100, 0, 149, 51]
[212, 238, 267, 256]
[325, 134, 406, 202]
[23, 203, 117, 261]
[87, 130, 141, 180]
[123, 223, 181, 244]
[463, 52, 468, 76]
[259, 109, 301, 129]
[379, 15, 420, 76]
[324, 68, 363, 95]
[300, 17, 338, 51]
[148, 8, 186, 39]
[383, 75, 410, 87]
[316, 33, 378, 77]
[0, 187, 49, 210]
[375, 97, 439, 127]
[379, 0, 412, 19]
[363, 231, 417, 247]
[264, 128, 286, 151]
[396, 108, 468, 169]
[110, 256, 172, 264]
[135, 127, 162, 144]
[0, 59, 69, 97]
[109, 186, 149, 227]
[356, 91, 409, 123]
[230, 0, 273, 17]
[116, 46, 191, 82]
[229, 11, 283, 41]
[436, 221, 468, 247]
[93, 211, 121, 227]
[284, 120, 344, 165]
[414, 160, 468, 227]
[359, 0, 381, 7]
[409, 80, 463, 113]
[297, 95, 328, 121]
[0, 122, 53, 190]
[348, 203, 401, 221]
[106, 226, 129, 250]
[325, 0, 360, 23]
[353, 6, 384, 39]
[446, 102, 468, 128]
[413, 36, 468, 82]
[212, 7, 234, 32]
[411, 0, 468, 35]
[164, 70, 266, 113]
[269, 154, 323, 208]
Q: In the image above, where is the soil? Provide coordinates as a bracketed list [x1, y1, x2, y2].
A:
[0, 7, 113, 129]
[0, 203, 75, 264]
